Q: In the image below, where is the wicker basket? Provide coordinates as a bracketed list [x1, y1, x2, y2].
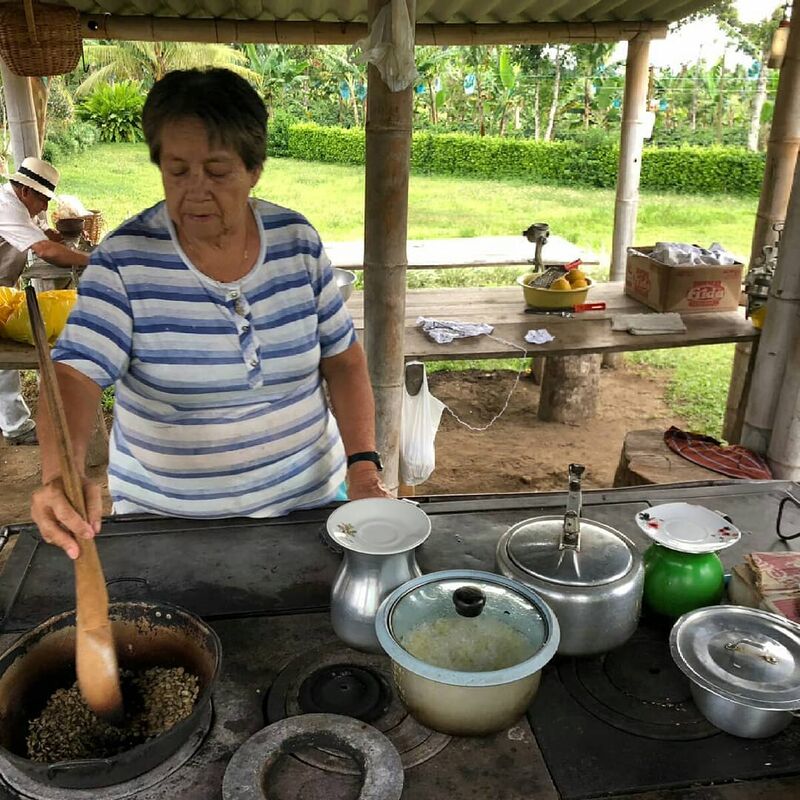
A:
[0, 2, 81, 77]
[83, 210, 104, 246]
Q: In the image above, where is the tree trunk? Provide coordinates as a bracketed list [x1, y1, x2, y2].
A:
[716, 60, 726, 144]
[583, 76, 591, 129]
[538, 355, 602, 422]
[691, 82, 697, 131]
[514, 102, 522, 131]
[476, 73, 485, 136]
[545, 47, 560, 142]
[30, 78, 48, 153]
[427, 78, 437, 124]
[533, 81, 540, 140]
[748, 49, 769, 152]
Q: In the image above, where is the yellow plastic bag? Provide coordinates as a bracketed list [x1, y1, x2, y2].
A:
[0, 289, 77, 344]
[0, 287, 23, 327]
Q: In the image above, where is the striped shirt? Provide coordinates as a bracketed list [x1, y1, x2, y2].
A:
[52, 199, 356, 518]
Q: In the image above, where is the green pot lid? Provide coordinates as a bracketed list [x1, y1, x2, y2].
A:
[670, 606, 800, 710]
[503, 516, 635, 587]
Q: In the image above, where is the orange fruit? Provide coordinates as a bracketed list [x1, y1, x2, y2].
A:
[571, 279, 589, 289]
[566, 269, 587, 284]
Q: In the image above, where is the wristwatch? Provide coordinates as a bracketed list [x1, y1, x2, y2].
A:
[346, 451, 383, 471]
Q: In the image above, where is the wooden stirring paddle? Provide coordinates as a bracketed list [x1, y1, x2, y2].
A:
[25, 286, 124, 723]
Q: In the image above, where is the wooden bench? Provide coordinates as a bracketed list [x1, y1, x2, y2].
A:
[614, 429, 724, 486]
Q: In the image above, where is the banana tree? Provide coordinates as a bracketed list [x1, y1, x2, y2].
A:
[242, 44, 309, 108]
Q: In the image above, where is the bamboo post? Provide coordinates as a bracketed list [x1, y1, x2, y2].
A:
[0, 57, 41, 166]
[724, 19, 800, 442]
[605, 34, 650, 369]
[363, 0, 415, 495]
[741, 155, 800, 454]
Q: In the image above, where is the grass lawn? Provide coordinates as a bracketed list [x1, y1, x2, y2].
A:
[54, 143, 749, 437]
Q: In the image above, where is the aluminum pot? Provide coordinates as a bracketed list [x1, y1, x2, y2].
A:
[671, 605, 800, 739]
[328, 498, 430, 653]
[0, 601, 220, 790]
[496, 464, 643, 656]
[375, 569, 560, 736]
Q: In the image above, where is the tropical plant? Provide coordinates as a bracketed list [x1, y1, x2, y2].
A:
[75, 41, 257, 96]
[242, 44, 309, 106]
[78, 82, 145, 143]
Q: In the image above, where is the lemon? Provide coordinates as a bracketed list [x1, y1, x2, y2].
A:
[571, 279, 589, 289]
[566, 269, 587, 284]
[550, 277, 571, 291]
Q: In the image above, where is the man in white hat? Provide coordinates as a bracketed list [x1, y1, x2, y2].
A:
[0, 156, 89, 445]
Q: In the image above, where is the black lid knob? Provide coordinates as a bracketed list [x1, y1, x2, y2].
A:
[453, 586, 486, 618]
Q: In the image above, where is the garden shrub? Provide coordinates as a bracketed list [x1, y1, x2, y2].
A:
[78, 82, 144, 143]
[42, 121, 99, 164]
[285, 123, 765, 196]
[268, 108, 294, 157]
[46, 77, 74, 124]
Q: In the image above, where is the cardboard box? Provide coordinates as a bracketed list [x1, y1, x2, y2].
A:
[624, 246, 744, 313]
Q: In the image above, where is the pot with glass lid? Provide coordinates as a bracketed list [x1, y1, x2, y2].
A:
[375, 570, 559, 736]
[496, 464, 644, 656]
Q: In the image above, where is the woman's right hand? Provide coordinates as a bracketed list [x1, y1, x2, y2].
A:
[31, 478, 103, 560]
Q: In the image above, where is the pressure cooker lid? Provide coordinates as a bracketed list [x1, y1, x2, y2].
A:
[670, 606, 800, 710]
[503, 516, 634, 587]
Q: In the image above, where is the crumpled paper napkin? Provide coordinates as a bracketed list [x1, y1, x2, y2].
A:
[416, 317, 493, 344]
[524, 329, 555, 344]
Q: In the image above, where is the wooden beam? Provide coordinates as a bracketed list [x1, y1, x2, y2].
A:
[79, 15, 667, 45]
[362, 0, 414, 495]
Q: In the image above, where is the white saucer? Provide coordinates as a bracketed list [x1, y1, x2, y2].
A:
[635, 502, 742, 554]
[326, 498, 431, 555]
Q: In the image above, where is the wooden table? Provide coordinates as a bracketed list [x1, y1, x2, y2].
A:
[346, 282, 758, 361]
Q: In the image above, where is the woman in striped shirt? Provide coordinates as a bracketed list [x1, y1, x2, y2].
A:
[31, 69, 390, 559]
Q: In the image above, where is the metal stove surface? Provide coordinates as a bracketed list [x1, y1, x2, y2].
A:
[1, 481, 800, 799]
[0, 613, 555, 800]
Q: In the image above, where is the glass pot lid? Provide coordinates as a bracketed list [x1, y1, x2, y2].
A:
[375, 570, 560, 687]
[503, 516, 635, 587]
[670, 606, 800, 709]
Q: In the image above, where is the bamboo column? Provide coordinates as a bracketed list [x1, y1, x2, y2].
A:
[0, 58, 41, 166]
[604, 34, 650, 369]
[741, 154, 800, 455]
[610, 34, 651, 281]
[724, 19, 800, 442]
[766, 159, 800, 477]
[363, 0, 415, 494]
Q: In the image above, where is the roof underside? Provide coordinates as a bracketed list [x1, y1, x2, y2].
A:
[58, 0, 720, 25]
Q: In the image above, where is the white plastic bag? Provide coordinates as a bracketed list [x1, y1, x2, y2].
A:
[351, 0, 418, 92]
[400, 362, 445, 486]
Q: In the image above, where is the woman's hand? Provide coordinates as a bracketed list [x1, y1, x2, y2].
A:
[346, 462, 393, 500]
[30, 477, 103, 560]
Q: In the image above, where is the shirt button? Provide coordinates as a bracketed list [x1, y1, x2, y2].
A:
[241, 321, 250, 332]
[248, 357, 259, 368]
[228, 289, 240, 300]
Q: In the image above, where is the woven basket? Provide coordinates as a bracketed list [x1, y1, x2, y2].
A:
[84, 210, 104, 246]
[0, 2, 81, 77]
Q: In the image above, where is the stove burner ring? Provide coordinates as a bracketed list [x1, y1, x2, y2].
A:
[0, 702, 212, 800]
[298, 664, 390, 723]
[222, 713, 403, 800]
[559, 631, 718, 741]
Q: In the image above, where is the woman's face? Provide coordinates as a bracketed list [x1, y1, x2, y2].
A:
[159, 117, 262, 242]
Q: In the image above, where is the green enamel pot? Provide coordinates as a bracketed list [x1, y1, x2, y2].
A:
[643, 544, 725, 619]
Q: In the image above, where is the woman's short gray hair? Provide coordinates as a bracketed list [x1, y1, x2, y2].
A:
[142, 68, 267, 171]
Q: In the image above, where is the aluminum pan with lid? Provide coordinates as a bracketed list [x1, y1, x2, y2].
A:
[375, 569, 559, 736]
[496, 464, 644, 656]
[671, 605, 800, 738]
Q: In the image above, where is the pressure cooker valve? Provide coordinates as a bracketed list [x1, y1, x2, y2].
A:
[453, 586, 486, 618]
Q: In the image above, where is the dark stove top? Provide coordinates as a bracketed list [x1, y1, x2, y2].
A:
[1, 481, 799, 799]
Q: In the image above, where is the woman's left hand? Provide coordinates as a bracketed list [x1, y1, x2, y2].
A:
[346, 463, 393, 500]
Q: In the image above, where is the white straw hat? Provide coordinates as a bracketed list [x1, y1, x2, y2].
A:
[9, 157, 59, 199]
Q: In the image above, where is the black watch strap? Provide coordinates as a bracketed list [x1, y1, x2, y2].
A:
[347, 451, 383, 471]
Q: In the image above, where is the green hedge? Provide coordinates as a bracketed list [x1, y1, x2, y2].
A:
[284, 123, 765, 196]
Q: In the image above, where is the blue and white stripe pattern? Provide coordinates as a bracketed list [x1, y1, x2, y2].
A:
[52, 199, 356, 517]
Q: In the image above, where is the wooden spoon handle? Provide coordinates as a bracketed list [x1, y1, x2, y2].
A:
[25, 287, 122, 719]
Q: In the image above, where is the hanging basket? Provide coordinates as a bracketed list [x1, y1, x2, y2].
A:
[0, 1, 81, 77]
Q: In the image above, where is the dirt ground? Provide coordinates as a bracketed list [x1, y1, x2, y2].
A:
[0, 362, 687, 529]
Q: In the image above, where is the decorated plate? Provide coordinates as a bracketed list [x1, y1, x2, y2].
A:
[635, 503, 741, 554]
[326, 498, 431, 556]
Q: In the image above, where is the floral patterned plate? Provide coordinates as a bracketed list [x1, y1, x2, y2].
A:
[635, 502, 741, 554]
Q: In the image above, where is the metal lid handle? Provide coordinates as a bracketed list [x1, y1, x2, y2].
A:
[453, 586, 486, 618]
[561, 464, 585, 550]
[725, 638, 779, 665]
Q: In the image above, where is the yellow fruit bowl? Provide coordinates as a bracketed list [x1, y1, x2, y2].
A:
[517, 273, 593, 309]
